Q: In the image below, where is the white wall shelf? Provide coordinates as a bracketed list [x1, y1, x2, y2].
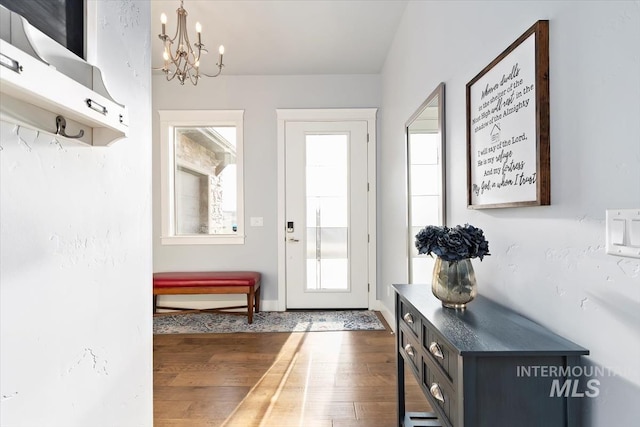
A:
[0, 6, 127, 146]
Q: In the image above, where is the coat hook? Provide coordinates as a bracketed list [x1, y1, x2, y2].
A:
[55, 116, 84, 139]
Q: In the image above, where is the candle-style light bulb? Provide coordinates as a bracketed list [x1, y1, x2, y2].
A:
[160, 13, 167, 36]
[217, 45, 225, 70]
[162, 48, 169, 71]
[195, 22, 202, 44]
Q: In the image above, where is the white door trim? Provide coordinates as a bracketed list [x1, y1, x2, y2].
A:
[276, 108, 377, 311]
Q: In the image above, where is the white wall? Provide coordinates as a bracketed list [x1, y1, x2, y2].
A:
[0, 2, 153, 426]
[152, 74, 381, 308]
[380, 1, 640, 424]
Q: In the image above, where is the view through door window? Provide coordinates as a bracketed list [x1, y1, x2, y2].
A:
[305, 134, 349, 291]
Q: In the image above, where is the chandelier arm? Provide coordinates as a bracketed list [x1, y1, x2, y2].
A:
[200, 67, 223, 78]
[164, 40, 179, 64]
[180, 14, 199, 69]
[178, 58, 188, 83]
[176, 10, 185, 57]
[164, 67, 179, 82]
[200, 57, 224, 78]
[181, 65, 198, 85]
[184, 44, 199, 68]
[187, 70, 200, 85]
[166, 6, 181, 44]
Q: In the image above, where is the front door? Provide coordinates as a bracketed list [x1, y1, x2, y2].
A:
[284, 120, 369, 309]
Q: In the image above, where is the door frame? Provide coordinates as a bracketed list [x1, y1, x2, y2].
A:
[276, 109, 378, 311]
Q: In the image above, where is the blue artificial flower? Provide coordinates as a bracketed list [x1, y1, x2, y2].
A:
[415, 224, 490, 261]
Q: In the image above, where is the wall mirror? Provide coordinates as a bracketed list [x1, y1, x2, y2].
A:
[407, 83, 446, 283]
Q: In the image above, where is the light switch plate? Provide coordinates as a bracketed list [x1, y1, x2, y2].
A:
[610, 219, 625, 245]
[250, 217, 264, 227]
[606, 209, 640, 258]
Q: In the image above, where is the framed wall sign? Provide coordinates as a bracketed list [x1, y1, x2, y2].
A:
[466, 20, 550, 209]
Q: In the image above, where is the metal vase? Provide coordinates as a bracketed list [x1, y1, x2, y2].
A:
[432, 258, 477, 309]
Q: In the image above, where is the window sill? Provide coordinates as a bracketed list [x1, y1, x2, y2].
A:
[161, 235, 245, 246]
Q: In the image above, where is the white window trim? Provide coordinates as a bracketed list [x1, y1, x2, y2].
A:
[159, 110, 245, 245]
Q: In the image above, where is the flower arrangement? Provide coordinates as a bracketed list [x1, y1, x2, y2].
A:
[415, 224, 490, 262]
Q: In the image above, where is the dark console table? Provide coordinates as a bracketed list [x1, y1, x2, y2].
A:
[393, 284, 589, 427]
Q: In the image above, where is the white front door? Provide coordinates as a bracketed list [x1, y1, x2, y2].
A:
[284, 120, 370, 309]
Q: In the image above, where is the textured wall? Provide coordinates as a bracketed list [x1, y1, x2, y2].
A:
[0, 1, 153, 426]
[380, 1, 639, 424]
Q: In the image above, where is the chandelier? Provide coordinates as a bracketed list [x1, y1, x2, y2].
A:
[156, 0, 225, 85]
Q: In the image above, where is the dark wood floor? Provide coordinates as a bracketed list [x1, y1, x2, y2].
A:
[154, 317, 432, 427]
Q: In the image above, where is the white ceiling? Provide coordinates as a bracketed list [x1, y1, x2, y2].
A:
[150, 0, 408, 76]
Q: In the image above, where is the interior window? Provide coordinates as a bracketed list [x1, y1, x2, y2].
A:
[159, 110, 245, 245]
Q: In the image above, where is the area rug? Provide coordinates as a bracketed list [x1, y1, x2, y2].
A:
[153, 310, 386, 334]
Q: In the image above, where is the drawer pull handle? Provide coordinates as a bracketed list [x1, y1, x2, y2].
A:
[0, 52, 22, 73]
[430, 383, 445, 404]
[429, 342, 444, 360]
[403, 312, 414, 324]
[404, 344, 415, 357]
[86, 98, 108, 115]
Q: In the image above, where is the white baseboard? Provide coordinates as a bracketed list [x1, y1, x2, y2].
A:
[156, 296, 385, 321]
[260, 300, 279, 311]
[372, 299, 395, 333]
[155, 295, 281, 312]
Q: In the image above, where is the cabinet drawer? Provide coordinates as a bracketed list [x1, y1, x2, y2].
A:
[423, 323, 458, 386]
[400, 298, 421, 337]
[422, 358, 457, 427]
[399, 324, 421, 376]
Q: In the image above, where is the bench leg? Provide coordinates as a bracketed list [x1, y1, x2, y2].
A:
[255, 286, 260, 314]
[153, 295, 158, 314]
[247, 290, 254, 324]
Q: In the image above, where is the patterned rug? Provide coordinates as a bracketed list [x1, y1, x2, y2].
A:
[153, 310, 386, 334]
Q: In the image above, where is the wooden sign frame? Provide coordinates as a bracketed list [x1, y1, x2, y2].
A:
[466, 20, 550, 209]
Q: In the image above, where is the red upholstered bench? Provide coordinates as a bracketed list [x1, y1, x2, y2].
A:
[153, 271, 261, 324]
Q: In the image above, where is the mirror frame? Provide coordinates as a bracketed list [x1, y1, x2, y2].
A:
[406, 82, 446, 282]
